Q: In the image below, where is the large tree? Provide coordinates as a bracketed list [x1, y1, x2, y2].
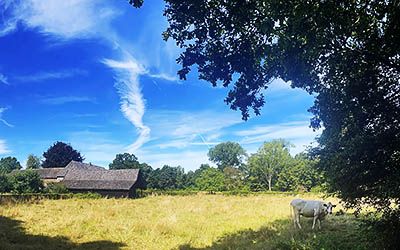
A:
[132, 1, 400, 214]
[208, 142, 246, 171]
[42, 142, 84, 168]
[248, 140, 292, 191]
[0, 156, 21, 174]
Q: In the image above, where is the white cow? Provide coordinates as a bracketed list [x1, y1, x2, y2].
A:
[290, 198, 336, 230]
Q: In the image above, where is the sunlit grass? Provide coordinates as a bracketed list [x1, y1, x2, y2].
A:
[0, 194, 372, 249]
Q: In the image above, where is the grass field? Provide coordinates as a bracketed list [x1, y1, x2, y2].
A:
[0, 194, 374, 250]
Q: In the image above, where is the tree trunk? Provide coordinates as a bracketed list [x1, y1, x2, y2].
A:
[268, 175, 272, 191]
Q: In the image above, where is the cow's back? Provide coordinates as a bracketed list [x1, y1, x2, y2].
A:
[301, 200, 323, 217]
[290, 198, 306, 210]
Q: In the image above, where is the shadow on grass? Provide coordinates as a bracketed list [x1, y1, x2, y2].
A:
[0, 216, 125, 250]
[179, 215, 372, 250]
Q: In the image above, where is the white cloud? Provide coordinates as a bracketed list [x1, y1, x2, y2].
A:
[0, 73, 9, 84]
[148, 72, 178, 82]
[2, 0, 118, 40]
[103, 56, 151, 152]
[40, 96, 96, 105]
[15, 69, 86, 82]
[146, 110, 242, 149]
[235, 121, 321, 155]
[0, 139, 11, 154]
[0, 107, 13, 128]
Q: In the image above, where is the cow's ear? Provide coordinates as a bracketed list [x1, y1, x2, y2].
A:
[323, 204, 327, 207]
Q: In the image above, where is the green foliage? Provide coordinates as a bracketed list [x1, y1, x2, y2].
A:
[128, 0, 143, 8]
[195, 167, 226, 192]
[0, 174, 12, 193]
[42, 141, 84, 168]
[147, 165, 186, 190]
[0, 157, 22, 174]
[72, 192, 102, 199]
[26, 154, 41, 169]
[10, 170, 44, 194]
[276, 153, 322, 192]
[44, 183, 69, 194]
[208, 142, 246, 170]
[223, 166, 245, 191]
[247, 140, 292, 191]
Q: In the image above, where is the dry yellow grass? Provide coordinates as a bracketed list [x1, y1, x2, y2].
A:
[0, 194, 371, 250]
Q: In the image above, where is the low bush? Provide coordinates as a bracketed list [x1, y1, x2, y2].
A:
[44, 183, 70, 194]
[0, 174, 12, 193]
[10, 170, 44, 194]
[72, 192, 102, 199]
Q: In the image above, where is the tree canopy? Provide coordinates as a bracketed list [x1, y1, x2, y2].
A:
[0, 156, 22, 174]
[26, 154, 41, 169]
[42, 142, 84, 168]
[247, 140, 292, 191]
[208, 142, 247, 170]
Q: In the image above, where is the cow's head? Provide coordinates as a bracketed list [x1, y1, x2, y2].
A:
[323, 202, 336, 214]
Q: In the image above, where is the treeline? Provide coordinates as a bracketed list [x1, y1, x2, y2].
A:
[110, 140, 324, 192]
[0, 139, 324, 194]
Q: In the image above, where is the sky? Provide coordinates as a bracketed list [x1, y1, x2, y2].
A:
[0, 0, 321, 170]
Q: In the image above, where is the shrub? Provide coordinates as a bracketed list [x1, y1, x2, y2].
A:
[0, 174, 12, 193]
[73, 192, 102, 199]
[10, 170, 44, 194]
[44, 183, 70, 194]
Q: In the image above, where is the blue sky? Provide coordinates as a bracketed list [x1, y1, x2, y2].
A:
[0, 0, 320, 170]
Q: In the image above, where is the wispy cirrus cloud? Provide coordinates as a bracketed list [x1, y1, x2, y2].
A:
[0, 139, 11, 154]
[102, 56, 151, 152]
[40, 96, 96, 105]
[14, 69, 86, 83]
[0, 107, 13, 127]
[0, 73, 9, 84]
[235, 120, 321, 155]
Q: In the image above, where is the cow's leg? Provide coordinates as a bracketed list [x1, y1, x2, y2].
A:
[317, 218, 321, 229]
[312, 208, 319, 230]
[292, 208, 297, 228]
[296, 212, 302, 229]
[312, 216, 318, 230]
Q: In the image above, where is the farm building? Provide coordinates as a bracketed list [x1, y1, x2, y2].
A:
[29, 161, 142, 198]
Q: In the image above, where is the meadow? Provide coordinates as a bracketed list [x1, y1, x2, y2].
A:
[0, 194, 374, 250]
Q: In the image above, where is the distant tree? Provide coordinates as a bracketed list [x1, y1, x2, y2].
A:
[195, 167, 226, 192]
[26, 154, 41, 169]
[10, 170, 44, 194]
[183, 164, 212, 189]
[109, 153, 141, 169]
[208, 142, 247, 171]
[147, 165, 185, 190]
[248, 140, 292, 191]
[0, 157, 22, 174]
[42, 142, 84, 168]
[109, 153, 153, 188]
[0, 174, 12, 193]
[223, 166, 245, 191]
[276, 153, 322, 192]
